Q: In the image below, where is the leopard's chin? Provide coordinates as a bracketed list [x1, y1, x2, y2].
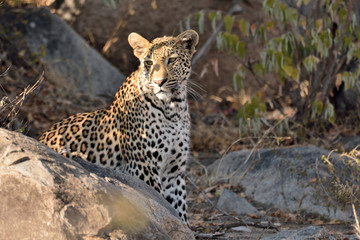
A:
[155, 91, 172, 101]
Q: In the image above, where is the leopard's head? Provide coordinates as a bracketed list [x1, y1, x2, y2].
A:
[128, 30, 199, 101]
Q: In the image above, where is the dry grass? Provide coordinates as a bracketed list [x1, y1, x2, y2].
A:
[0, 70, 44, 131]
[353, 204, 360, 239]
[315, 148, 360, 222]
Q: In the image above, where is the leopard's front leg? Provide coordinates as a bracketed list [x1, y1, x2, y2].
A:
[161, 152, 188, 225]
[124, 161, 162, 193]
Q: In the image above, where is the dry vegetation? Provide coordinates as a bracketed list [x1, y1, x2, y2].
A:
[0, 49, 107, 138]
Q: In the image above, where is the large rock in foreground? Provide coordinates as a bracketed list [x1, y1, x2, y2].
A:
[0, 128, 194, 240]
[208, 146, 358, 222]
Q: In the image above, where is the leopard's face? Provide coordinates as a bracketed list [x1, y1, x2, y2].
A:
[128, 30, 199, 101]
[140, 42, 190, 100]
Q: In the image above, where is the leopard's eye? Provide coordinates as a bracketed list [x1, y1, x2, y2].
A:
[144, 60, 153, 68]
[168, 57, 177, 64]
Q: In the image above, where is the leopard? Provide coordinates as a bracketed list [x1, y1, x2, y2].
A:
[39, 30, 199, 225]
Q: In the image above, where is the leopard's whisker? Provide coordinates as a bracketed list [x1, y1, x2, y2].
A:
[188, 79, 206, 93]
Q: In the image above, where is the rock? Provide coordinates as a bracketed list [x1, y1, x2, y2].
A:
[261, 226, 335, 240]
[0, 6, 125, 98]
[216, 188, 261, 216]
[231, 226, 252, 233]
[330, 80, 360, 115]
[341, 135, 360, 151]
[0, 128, 194, 240]
[207, 146, 356, 221]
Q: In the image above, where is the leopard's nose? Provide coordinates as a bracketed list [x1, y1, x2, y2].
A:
[154, 78, 167, 86]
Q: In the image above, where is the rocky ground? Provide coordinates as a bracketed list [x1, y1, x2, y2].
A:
[186, 148, 359, 239]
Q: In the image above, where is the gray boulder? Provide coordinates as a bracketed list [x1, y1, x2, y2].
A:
[341, 135, 360, 151]
[216, 188, 261, 216]
[0, 128, 194, 240]
[208, 146, 357, 221]
[0, 6, 125, 97]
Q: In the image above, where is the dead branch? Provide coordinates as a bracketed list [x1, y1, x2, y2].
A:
[0, 64, 11, 77]
[0, 71, 44, 128]
[353, 204, 360, 239]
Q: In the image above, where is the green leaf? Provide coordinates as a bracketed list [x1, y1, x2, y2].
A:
[239, 19, 249, 36]
[285, 7, 298, 27]
[260, 25, 267, 42]
[324, 103, 335, 123]
[311, 100, 323, 120]
[232, 72, 244, 91]
[195, 10, 205, 34]
[236, 41, 246, 57]
[253, 63, 265, 75]
[208, 11, 216, 23]
[222, 32, 240, 53]
[283, 64, 299, 82]
[279, 2, 287, 23]
[265, 21, 275, 31]
[303, 55, 319, 72]
[263, 0, 276, 12]
[342, 71, 350, 89]
[338, 7, 347, 24]
[354, 48, 360, 59]
[356, 26, 360, 39]
[316, 19, 323, 32]
[224, 14, 234, 33]
[184, 15, 191, 30]
[208, 11, 222, 32]
[216, 32, 224, 50]
[238, 93, 266, 120]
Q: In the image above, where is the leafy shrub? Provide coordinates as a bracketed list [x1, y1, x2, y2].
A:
[190, 0, 360, 131]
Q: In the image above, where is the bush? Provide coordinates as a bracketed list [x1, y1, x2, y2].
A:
[191, 0, 360, 132]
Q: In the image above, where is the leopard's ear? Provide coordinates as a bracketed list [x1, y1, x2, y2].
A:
[128, 33, 150, 59]
[176, 30, 199, 55]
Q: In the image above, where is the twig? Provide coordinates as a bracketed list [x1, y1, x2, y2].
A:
[0, 72, 44, 128]
[0, 64, 11, 77]
[102, 1, 129, 55]
[353, 204, 360, 239]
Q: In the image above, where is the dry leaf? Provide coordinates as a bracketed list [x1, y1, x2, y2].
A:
[336, 73, 342, 90]
[210, 58, 219, 77]
[151, 0, 157, 9]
